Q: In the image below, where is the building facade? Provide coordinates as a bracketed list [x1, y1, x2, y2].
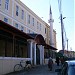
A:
[0, 0, 57, 74]
[59, 50, 75, 58]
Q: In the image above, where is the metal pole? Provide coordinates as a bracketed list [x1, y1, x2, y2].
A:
[67, 39, 68, 57]
[67, 39, 68, 50]
[60, 14, 64, 55]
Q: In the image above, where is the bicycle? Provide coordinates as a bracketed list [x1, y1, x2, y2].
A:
[14, 60, 32, 72]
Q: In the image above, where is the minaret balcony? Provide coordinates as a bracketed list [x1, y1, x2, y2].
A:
[48, 19, 54, 23]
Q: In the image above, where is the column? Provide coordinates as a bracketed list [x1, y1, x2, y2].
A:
[39, 45, 43, 65]
[28, 40, 33, 64]
[12, 35, 15, 56]
[34, 42, 36, 65]
[42, 46, 44, 64]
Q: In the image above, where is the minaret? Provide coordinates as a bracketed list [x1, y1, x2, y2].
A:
[48, 6, 54, 47]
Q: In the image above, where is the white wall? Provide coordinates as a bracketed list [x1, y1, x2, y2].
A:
[0, 57, 31, 75]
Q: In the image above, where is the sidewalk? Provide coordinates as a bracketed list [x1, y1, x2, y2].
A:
[5, 63, 61, 75]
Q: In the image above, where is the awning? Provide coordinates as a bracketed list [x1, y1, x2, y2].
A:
[28, 34, 57, 50]
[0, 20, 33, 39]
[45, 44, 58, 50]
[28, 34, 46, 45]
[0, 20, 57, 50]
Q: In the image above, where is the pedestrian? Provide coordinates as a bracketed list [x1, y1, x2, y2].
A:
[56, 57, 59, 66]
[60, 57, 64, 65]
[48, 57, 53, 71]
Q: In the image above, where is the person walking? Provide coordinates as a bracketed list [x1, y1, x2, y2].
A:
[56, 57, 59, 66]
[48, 57, 53, 71]
[60, 57, 65, 65]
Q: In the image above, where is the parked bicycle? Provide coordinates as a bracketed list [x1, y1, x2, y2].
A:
[14, 60, 32, 72]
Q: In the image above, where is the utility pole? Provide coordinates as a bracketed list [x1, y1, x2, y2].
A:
[60, 14, 64, 55]
[58, 0, 64, 55]
[67, 38, 68, 57]
[67, 39, 68, 50]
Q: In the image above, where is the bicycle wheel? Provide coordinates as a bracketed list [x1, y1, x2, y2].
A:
[14, 64, 23, 71]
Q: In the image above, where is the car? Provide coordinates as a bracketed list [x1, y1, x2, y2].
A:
[55, 60, 75, 75]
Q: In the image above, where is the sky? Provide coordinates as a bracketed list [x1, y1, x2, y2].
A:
[20, 0, 75, 51]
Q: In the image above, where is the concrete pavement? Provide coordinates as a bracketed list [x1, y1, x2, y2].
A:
[5, 63, 61, 75]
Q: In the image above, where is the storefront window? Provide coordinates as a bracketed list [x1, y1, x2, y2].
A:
[0, 30, 13, 57]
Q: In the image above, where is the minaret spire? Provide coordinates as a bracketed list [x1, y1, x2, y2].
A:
[50, 5, 52, 14]
[48, 5, 54, 47]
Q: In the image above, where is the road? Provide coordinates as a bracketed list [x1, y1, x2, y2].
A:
[6, 63, 61, 75]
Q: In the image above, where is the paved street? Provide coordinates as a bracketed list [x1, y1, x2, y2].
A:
[6, 63, 61, 75]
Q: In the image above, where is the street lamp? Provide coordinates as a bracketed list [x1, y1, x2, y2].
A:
[63, 17, 66, 19]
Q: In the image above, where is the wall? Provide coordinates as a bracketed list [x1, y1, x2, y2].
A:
[0, 57, 31, 75]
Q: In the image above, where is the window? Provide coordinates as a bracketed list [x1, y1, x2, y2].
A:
[68, 65, 75, 75]
[28, 15, 30, 24]
[45, 28, 46, 34]
[16, 5, 19, 16]
[21, 26, 24, 31]
[4, 18, 8, 23]
[21, 10, 24, 19]
[5, 0, 9, 10]
[15, 23, 18, 29]
[0, 0, 1, 6]
[44, 51, 49, 58]
[14, 37, 27, 58]
[40, 23, 41, 30]
[28, 30, 30, 33]
[0, 30, 13, 57]
[32, 18, 34, 26]
[37, 21, 38, 29]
